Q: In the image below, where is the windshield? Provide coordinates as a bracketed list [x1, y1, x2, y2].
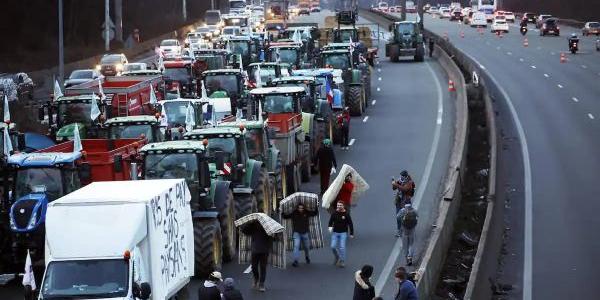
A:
[590, 22, 600, 28]
[164, 67, 191, 82]
[205, 12, 220, 25]
[145, 153, 199, 181]
[100, 55, 121, 64]
[15, 168, 63, 201]
[70, 70, 93, 79]
[41, 259, 128, 298]
[161, 40, 177, 46]
[271, 49, 298, 65]
[162, 102, 191, 126]
[323, 53, 350, 69]
[263, 94, 295, 113]
[229, 41, 250, 57]
[206, 138, 237, 160]
[205, 74, 239, 96]
[396, 23, 415, 35]
[337, 30, 356, 42]
[245, 128, 263, 158]
[109, 124, 153, 140]
[223, 28, 238, 35]
[57, 101, 94, 126]
[197, 56, 224, 70]
[230, 0, 246, 9]
[252, 67, 277, 83]
[124, 64, 143, 72]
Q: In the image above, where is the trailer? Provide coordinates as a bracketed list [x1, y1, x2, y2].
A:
[40, 179, 194, 300]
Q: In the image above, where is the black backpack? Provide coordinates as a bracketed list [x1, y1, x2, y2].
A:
[401, 208, 418, 230]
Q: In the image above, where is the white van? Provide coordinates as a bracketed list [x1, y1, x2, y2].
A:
[470, 12, 488, 27]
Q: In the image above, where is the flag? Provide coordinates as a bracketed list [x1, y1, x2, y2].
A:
[149, 84, 158, 105]
[200, 80, 209, 100]
[176, 87, 181, 99]
[53, 79, 63, 100]
[3, 95, 10, 122]
[158, 55, 164, 72]
[98, 79, 106, 100]
[73, 123, 82, 153]
[185, 104, 196, 132]
[276, 48, 281, 63]
[292, 29, 302, 44]
[349, 36, 355, 57]
[256, 65, 263, 87]
[325, 77, 334, 104]
[3, 127, 13, 157]
[238, 55, 244, 73]
[258, 99, 264, 122]
[22, 250, 36, 291]
[90, 94, 101, 121]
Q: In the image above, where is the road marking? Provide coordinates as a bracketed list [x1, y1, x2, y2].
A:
[378, 68, 382, 72]
[531, 65, 536, 69]
[572, 97, 579, 102]
[362, 116, 369, 122]
[378, 77, 382, 81]
[496, 46, 501, 50]
[551, 52, 556, 55]
[520, 58, 525, 62]
[348, 138, 355, 146]
[243, 265, 252, 273]
[507, 52, 512, 55]
[461, 51, 533, 300]
[372, 100, 377, 105]
[544, 74, 549, 78]
[479, 64, 486, 70]
[377, 60, 380, 65]
[375, 62, 444, 294]
[582, 65, 587, 69]
[589, 113, 595, 120]
[558, 84, 563, 89]
[377, 87, 381, 92]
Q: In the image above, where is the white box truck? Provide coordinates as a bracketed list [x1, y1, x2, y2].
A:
[38, 179, 194, 300]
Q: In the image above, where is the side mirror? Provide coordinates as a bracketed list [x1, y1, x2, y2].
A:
[215, 150, 226, 171]
[38, 106, 45, 121]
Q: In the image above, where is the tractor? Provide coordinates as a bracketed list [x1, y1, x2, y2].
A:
[39, 95, 104, 142]
[225, 36, 257, 68]
[156, 98, 206, 140]
[202, 69, 248, 116]
[138, 140, 236, 274]
[103, 115, 165, 143]
[385, 21, 425, 62]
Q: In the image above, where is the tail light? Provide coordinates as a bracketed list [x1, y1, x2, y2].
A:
[556, 26, 560, 30]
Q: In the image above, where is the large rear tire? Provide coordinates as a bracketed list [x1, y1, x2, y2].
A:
[218, 190, 236, 262]
[415, 45, 425, 62]
[254, 168, 271, 215]
[347, 85, 363, 116]
[390, 44, 400, 62]
[193, 219, 222, 277]
[235, 194, 257, 219]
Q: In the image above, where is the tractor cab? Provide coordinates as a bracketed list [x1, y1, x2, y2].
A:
[104, 115, 165, 143]
[247, 62, 288, 87]
[319, 49, 352, 70]
[156, 98, 206, 140]
[202, 69, 246, 114]
[225, 36, 257, 67]
[266, 44, 304, 69]
[41, 95, 104, 142]
[163, 57, 195, 97]
[386, 21, 425, 62]
[248, 87, 305, 134]
[333, 26, 359, 43]
[267, 76, 320, 113]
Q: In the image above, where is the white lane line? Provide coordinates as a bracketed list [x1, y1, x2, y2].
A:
[507, 52, 512, 55]
[362, 116, 369, 123]
[551, 52, 556, 55]
[558, 84, 563, 89]
[496, 46, 501, 50]
[374, 61, 444, 295]
[479, 64, 486, 70]
[544, 74, 549, 78]
[378, 77, 382, 81]
[378, 68, 382, 72]
[572, 97, 579, 102]
[377, 87, 381, 92]
[243, 265, 252, 273]
[589, 113, 595, 120]
[582, 65, 588, 69]
[348, 138, 356, 146]
[461, 51, 533, 300]
[531, 65, 537, 69]
[520, 58, 525, 62]
[372, 100, 377, 105]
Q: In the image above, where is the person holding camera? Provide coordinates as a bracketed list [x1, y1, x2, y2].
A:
[392, 170, 416, 237]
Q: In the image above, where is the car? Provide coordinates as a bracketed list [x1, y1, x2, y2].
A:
[440, 8, 452, 19]
[428, 7, 439, 15]
[96, 53, 128, 76]
[504, 11, 516, 22]
[491, 20, 509, 33]
[582, 22, 600, 36]
[159, 39, 182, 56]
[540, 18, 560, 36]
[0, 72, 34, 101]
[450, 9, 462, 21]
[463, 10, 474, 24]
[536, 14, 553, 29]
[64, 69, 102, 88]
[470, 12, 487, 27]
[523, 12, 537, 24]
[311, 5, 321, 12]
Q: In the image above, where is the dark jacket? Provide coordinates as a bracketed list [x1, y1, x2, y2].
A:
[222, 288, 244, 300]
[395, 279, 418, 300]
[282, 209, 318, 234]
[197, 281, 221, 300]
[353, 271, 375, 300]
[328, 210, 354, 235]
[241, 221, 272, 254]
[315, 146, 337, 171]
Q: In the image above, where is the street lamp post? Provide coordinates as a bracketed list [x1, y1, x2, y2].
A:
[105, 0, 110, 51]
[58, 0, 64, 84]
[183, 0, 187, 21]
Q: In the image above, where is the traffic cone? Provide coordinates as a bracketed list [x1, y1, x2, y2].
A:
[523, 38, 529, 47]
[448, 80, 456, 92]
[560, 52, 567, 63]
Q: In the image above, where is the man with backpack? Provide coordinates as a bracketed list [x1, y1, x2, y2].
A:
[392, 170, 415, 236]
[397, 202, 418, 266]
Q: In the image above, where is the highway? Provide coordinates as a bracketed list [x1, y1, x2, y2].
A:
[404, 12, 600, 299]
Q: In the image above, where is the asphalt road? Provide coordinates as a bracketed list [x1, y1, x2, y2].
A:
[0, 11, 455, 300]
[410, 12, 600, 299]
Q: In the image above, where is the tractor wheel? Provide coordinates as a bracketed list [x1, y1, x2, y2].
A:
[365, 75, 371, 106]
[390, 44, 400, 62]
[235, 194, 257, 219]
[415, 45, 425, 62]
[254, 168, 271, 215]
[274, 155, 284, 202]
[218, 189, 236, 262]
[347, 85, 364, 116]
[193, 218, 222, 277]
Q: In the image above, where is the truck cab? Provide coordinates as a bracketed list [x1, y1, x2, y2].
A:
[104, 115, 165, 143]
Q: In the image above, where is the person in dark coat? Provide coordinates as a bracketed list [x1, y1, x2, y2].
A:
[222, 277, 244, 300]
[328, 202, 354, 267]
[394, 267, 418, 300]
[315, 138, 337, 195]
[353, 265, 376, 300]
[282, 203, 319, 267]
[241, 221, 272, 292]
[197, 271, 222, 300]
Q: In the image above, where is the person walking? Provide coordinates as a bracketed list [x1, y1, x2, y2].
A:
[353, 265, 376, 300]
[241, 221, 272, 292]
[282, 203, 319, 267]
[397, 202, 418, 266]
[394, 267, 418, 300]
[337, 107, 351, 150]
[197, 271, 223, 300]
[222, 278, 244, 300]
[328, 202, 354, 268]
[336, 173, 355, 212]
[315, 139, 337, 195]
[392, 170, 415, 236]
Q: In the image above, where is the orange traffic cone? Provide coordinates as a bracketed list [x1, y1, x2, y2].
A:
[523, 38, 529, 47]
[560, 52, 567, 63]
[448, 80, 456, 92]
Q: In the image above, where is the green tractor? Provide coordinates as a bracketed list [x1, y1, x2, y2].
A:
[183, 127, 273, 217]
[225, 36, 257, 68]
[39, 95, 104, 142]
[202, 69, 248, 116]
[385, 21, 425, 62]
[103, 115, 165, 143]
[319, 49, 367, 116]
[138, 140, 236, 274]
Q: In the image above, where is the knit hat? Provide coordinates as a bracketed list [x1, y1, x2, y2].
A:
[323, 138, 332, 146]
[224, 277, 235, 288]
[361, 265, 374, 278]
